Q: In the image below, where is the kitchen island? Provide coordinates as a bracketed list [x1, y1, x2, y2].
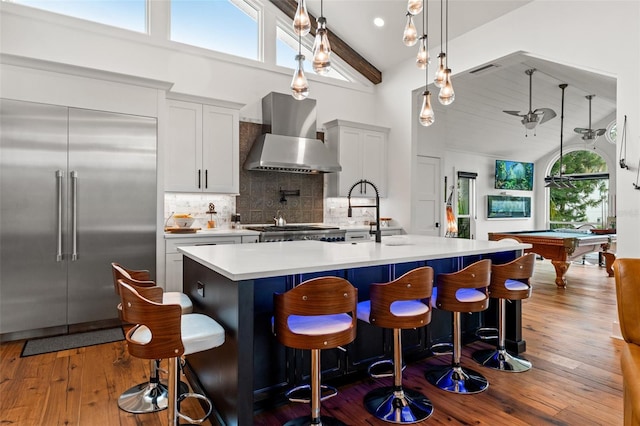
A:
[178, 236, 530, 426]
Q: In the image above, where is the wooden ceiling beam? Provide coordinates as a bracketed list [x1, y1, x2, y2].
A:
[268, 0, 382, 85]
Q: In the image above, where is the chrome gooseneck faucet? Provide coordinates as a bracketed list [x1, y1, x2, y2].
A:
[347, 179, 381, 243]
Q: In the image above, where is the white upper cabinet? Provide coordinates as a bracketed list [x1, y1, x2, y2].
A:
[324, 119, 389, 198]
[165, 96, 241, 193]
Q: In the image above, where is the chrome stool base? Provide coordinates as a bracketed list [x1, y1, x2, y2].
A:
[425, 365, 488, 394]
[118, 380, 190, 413]
[118, 381, 169, 413]
[472, 348, 532, 372]
[364, 386, 434, 424]
[284, 416, 347, 426]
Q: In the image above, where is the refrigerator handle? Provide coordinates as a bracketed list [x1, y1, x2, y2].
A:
[56, 170, 64, 262]
[71, 170, 78, 261]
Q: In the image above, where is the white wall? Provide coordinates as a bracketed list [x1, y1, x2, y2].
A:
[378, 0, 640, 257]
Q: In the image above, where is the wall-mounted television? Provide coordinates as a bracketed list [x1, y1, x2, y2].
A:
[487, 195, 531, 219]
[495, 159, 534, 191]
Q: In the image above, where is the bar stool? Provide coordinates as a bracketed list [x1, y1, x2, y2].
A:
[111, 263, 193, 414]
[273, 276, 357, 426]
[357, 266, 435, 423]
[118, 280, 225, 425]
[472, 253, 535, 372]
[112, 263, 193, 314]
[425, 259, 491, 394]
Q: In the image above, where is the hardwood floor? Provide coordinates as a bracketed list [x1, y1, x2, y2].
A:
[1, 259, 623, 425]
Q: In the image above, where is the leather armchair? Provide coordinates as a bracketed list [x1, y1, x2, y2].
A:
[613, 258, 640, 426]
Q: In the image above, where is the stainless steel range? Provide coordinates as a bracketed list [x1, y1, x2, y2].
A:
[246, 225, 346, 242]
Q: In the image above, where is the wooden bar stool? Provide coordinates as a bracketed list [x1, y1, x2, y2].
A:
[273, 276, 357, 426]
[118, 280, 225, 425]
[472, 253, 535, 372]
[425, 259, 491, 394]
[111, 263, 193, 414]
[357, 266, 435, 423]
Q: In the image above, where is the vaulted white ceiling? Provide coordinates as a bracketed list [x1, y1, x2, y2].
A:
[304, 1, 617, 161]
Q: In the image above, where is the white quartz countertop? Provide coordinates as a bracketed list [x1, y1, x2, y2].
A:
[164, 228, 259, 239]
[178, 235, 530, 281]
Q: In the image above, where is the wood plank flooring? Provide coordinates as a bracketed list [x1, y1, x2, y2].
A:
[1, 260, 623, 425]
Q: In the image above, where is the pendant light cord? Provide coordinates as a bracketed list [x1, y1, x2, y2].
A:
[439, 0, 443, 56]
[445, 0, 448, 67]
[559, 84, 566, 178]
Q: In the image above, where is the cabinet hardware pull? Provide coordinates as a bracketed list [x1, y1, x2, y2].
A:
[198, 169, 201, 189]
[205, 169, 208, 189]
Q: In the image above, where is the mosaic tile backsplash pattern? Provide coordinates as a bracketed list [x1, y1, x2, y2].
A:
[236, 122, 325, 224]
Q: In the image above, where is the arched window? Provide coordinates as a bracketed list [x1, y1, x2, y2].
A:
[548, 150, 610, 229]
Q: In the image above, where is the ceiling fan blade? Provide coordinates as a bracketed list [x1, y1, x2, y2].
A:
[534, 108, 556, 125]
[503, 110, 524, 117]
[595, 128, 606, 136]
[574, 127, 589, 134]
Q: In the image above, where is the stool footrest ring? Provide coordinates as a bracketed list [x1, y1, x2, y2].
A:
[475, 327, 499, 341]
[176, 392, 212, 424]
[285, 384, 337, 403]
[430, 342, 453, 356]
[367, 359, 405, 379]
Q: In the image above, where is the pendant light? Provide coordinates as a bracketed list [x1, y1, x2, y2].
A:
[312, 0, 331, 75]
[437, 0, 454, 105]
[415, 0, 429, 69]
[293, 0, 310, 36]
[403, 13, 418, 47]
[433, 0, 446, 88]
[545, 84, 574, 189]
[418, 0, 434, 126]
[407, 0, 423, 15]
[291, 33, 309, 100]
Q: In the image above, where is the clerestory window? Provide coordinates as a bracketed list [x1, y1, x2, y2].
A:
[7, 0, 147, 32]
[171, 0, 259, 61]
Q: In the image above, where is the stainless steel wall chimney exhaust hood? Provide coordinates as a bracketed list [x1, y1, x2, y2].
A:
[244, 92, 341, 174]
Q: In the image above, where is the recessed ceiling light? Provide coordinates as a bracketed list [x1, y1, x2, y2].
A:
[373, 17, 385, 27]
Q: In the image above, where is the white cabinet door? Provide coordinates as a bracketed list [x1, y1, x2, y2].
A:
[337, 127, 362, 196]
[165, 100, 202, 192]
[165, 100, 239, 194]
[165, 236, 241, 291]
[324, 120, 389, 198]
[361, 130, 386, 197]
[202, 105, 239, 193]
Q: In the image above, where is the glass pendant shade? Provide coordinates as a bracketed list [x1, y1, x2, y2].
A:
[403, 14, 418, 47]
[419, 91, 435, 126]
[293, 0, 311, 36]
[407, 0, 423, 15]
[438, 69, 455, 105]
[312, 18, 332, 75]
[416, 36, 429, 69]
[434, 53, 447, 88]
[291, 54, 309, 100]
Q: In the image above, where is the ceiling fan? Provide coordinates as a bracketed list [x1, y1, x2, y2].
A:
[503, 68, 556, 135]
[574, 94, 606, 143]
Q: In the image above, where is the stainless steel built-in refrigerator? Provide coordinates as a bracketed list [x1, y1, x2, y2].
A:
[0, 98, 157, 340]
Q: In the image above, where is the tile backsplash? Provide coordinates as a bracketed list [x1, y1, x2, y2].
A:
[164, 193, 235, 229]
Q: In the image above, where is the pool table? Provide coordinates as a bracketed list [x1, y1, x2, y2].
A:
[488, 230, 616, 288]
